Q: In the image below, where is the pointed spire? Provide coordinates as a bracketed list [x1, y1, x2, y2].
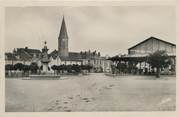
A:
[59, 16, 68, 39]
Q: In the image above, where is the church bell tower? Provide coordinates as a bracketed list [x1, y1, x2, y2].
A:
[58, 16, 69, 57]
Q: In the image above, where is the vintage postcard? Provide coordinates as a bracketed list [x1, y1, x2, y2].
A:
[0, 0, 178, 117]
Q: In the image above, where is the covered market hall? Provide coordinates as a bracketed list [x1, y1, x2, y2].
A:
[109, 37, 176, 75]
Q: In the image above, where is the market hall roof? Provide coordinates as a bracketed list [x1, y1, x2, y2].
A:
[128, 36, 176, 50]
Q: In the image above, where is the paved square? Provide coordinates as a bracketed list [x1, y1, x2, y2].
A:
[5, 73, 176, 112]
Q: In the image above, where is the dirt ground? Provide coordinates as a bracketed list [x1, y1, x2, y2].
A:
[5, 73, 176, 112]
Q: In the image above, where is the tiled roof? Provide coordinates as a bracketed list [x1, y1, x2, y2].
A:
[17, 48, 41, 56]
[49, 49, 102, 61]
[5, 47, 41, 61]
[69, 52, 82, 60]
[5, 53, 17, 60]
[49, 50, 82, 61]
[49, 50, 58, 59]
[18, 50, 32, 60]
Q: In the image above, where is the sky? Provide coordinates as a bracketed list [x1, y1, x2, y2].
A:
[5, 6, 176, 56]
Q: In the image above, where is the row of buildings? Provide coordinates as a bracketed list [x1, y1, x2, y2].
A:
[5, 16, 176, 75]
[5, 17, 112, 73]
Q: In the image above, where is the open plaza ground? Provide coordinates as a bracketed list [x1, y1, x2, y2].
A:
[5, 73, 176, 112]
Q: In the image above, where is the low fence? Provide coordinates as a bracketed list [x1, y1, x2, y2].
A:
[5, 70, 91, 78]
[5, 71, 30, 78]
[5, 69, 175, 78]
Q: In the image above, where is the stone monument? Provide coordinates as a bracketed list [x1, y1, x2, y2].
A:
[41, 41, 50, 74]
[28, 41, 60, 80]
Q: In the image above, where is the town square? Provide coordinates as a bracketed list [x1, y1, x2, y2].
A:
[5, 6, 176, 112]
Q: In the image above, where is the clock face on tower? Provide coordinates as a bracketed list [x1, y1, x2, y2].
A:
[62, 39, 66, 41]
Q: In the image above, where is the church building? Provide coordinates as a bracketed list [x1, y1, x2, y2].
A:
[49, 16, 112, 72]
[4, 16, 112, 73]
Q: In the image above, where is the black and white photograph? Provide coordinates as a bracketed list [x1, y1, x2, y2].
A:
[4, 5, 176, 112]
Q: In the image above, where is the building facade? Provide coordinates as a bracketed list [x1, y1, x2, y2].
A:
[5, 47, 41, 66]
[110, 36, 176, 75]
[49, 16, 112, 72]
[5, 16, 112, 73]
[128, 36, 176, 56]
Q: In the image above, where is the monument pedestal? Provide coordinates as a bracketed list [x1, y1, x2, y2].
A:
[28, 41, 60, 80]
[42, 63, 49, 73]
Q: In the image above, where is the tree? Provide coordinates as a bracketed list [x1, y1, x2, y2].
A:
[5, 64, 14, 71]
[148, 50, 171, 78]
[22, 65, 30, 76]
[30, 62, 39, 74]
[51, 65, 58, 74]
[57, 65, 63, 73]
[111, 64, 116, 74]
[60, 64, 66, 73]
[14, 63, 24, 71]
[23, 65, 30, 72]
[86, 65, 93, 72]
[5, 64, 14, 77]
[116, 62, 121, 73]
[66, 65, 72, 73]
[71, 64, 80, 73]
[116, 62, 127, 74]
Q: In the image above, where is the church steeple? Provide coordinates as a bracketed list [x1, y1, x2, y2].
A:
[58, 16, 69, 57]
[58, 16, 68, 39]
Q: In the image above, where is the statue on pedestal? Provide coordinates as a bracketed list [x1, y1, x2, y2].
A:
[41, 41, 50, 74]
[28, 41, 60, 79]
